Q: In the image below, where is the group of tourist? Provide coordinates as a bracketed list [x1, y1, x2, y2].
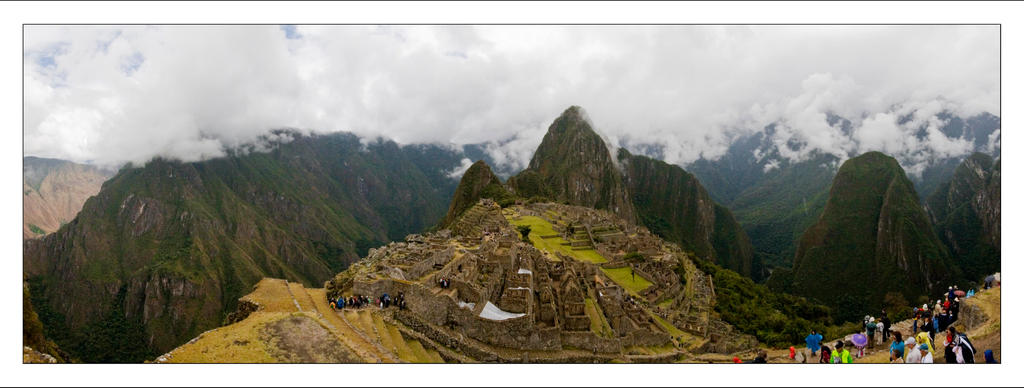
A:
[796, 279, 999, 364]
[330, 294, 370, 310]
[328, 292, 408, 311]
[378, 292, 407, 310]
[439, 277, 452, 289]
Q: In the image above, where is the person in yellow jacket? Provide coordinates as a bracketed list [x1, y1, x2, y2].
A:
[831, 341, 853, 363]
[915, 332, 934, 359]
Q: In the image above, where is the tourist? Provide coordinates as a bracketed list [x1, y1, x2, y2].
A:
[880, 310, 891, 341]
[752, 350, 767, 363]
[935, 299, 943, 314]
[912, 309, 920, 334]
[923, 316, 936, 343]
[819, 345, 831, 364]
[943, 297, 951, 311]
[904, 337, 921, 363]
[985, 350, 998, 363]
[876, 320, 885, 346]
[866, 317, 877, 349]
[831, 341, 852, 363]
[984, 275, 995, 289]
[919, 343, 934, 363]
[915, 332, 934, 361]
[951, 297, 961, 322]
[948, 326, 976, 363]
[937, 309, 951, 333]
[805, 330, 823, 356]
[947, 286, 956, 301]
[889, 331, 904, 362]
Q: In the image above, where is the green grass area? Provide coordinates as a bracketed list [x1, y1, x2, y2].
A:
[657, 298, 675, 308]
[600, 267, 653, 296]
[27, 223, 46, 235]
[649, 311, 685, 338]
[584, 298, 614, 338]
[507, 215, 606, 263]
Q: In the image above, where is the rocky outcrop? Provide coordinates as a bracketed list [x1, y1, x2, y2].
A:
[789, 152, 955, 322]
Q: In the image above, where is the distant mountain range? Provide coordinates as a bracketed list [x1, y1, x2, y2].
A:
[686, 112, 1000, 271]
[24, 133, 466, 361]
[23, 157, 115, 239]
[23, 106, 998, 363]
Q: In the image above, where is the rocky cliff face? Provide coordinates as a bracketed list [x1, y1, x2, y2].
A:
[618, 149, 761, 280]
[925, 153, 1000, 281]
[509, 106, 635, 222]
[439, 160, 512, 229]
[23, 157, 114, 239]
[790, 152, 955, 321]
[23, 132, 464, 362]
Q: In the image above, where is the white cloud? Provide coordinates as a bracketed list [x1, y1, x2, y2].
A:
[446, 158, 474, 179]
[24, 25, 998, 171]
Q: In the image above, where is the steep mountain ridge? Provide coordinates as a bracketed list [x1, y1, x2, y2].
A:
[617, 149, 762, 280]
[438, 160, 513, 229]
[925, 152, 1001, 281]
[508, 106, 759, 280]
[24, 132, 464, 362]
[508, 106, 635, 222]
[687, 112, 999, 271]
[788, 152, 955, 321]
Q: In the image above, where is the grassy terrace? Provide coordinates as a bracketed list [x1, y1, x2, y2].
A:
[599, 267, 653, 296]
[507, 215, 607, 263]
[585, 298, 615, 338]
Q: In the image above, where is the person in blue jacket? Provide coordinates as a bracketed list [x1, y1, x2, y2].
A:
[805, 330, 823, 356]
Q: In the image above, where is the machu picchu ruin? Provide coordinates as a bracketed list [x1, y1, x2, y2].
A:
[161, 198, 757, 363]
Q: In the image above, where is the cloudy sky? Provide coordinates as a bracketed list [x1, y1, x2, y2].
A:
[24, 25, 999, 172]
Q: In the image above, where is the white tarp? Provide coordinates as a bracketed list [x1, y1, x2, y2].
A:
[479, 301, 526, 321]
[518, 268, 532, 275]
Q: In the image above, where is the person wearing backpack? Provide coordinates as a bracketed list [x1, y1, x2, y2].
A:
[948, 326, 976, 363]
[819, 345, 831, 364]
[879, 311, 891, 341]
[866, 318, 877, 349]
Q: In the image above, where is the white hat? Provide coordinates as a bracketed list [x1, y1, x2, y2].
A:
[923, 304, 928, 309]
[906, 337, 916, 346]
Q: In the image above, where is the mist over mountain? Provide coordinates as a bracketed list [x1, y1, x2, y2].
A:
[682, 110, 999, 271]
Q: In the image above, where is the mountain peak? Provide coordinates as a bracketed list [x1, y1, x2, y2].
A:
[439, 160, 512, 229]
[513, 107, 635, 222]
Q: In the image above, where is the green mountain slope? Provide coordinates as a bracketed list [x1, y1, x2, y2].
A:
[23, 132, 462, 362]
[618, 149, 763, 280]
[925, 153, 1000, 281]
[789, 152, 956, 322]
[729, 155, 836, 270]
[438, 160, 513, 229]
[508, 106, 635, 222]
